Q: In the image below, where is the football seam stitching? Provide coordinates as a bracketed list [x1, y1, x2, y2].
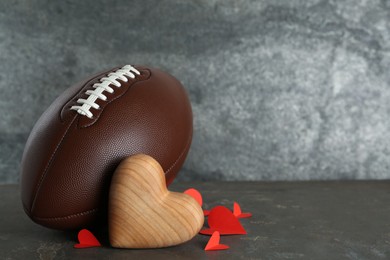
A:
[29, 115, 78, 214]
[33, 208, 99, 221]
[79, 69, 151, 129]
[60, 68, 118, 123]
[70, 65, 140, 119]
[164, 129, 193, 176]
[31, 131, 193, 221]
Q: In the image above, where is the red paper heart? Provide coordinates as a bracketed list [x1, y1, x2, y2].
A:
[199, 206, 247, 235]
[184, 188, 202, 206]
[233, 202, 252, 219]
[203, 209, 210, 216]
[205, 231, 229, 251]
[74, 229, 102, 248]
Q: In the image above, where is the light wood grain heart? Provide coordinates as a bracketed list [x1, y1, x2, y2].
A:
[109, 154, 204, 248]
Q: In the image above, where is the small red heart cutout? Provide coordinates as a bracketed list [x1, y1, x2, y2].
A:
[74, 229, 101, 248]
[233, 202, 252, 219]
[205, 231, 229, 251]
[184, 188, 211, 216]
[184, 188, 202, 206]
[199, 206, 247, 235]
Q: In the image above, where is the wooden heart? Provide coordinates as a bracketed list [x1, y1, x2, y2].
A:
[109, 154, 204, 248]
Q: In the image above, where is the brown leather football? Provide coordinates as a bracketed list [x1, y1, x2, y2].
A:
[20, 65, 193, 230]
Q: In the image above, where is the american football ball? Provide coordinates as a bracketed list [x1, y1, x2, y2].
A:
[20, 65, 193, 230]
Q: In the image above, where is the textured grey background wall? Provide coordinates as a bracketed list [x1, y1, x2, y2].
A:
[1, 0, 390, 183]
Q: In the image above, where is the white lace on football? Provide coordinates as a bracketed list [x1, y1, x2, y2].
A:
[71, 65, 140, 118]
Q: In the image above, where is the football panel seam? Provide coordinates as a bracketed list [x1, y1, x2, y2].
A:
[32, 208, 98, 221]
[164, 128, 193, 176]
[29, 115, 78, 214]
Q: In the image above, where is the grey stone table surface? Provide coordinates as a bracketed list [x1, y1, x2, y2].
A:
[1, 181, 390, 260]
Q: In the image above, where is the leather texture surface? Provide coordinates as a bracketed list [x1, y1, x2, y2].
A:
[20, 66, 193, 230]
